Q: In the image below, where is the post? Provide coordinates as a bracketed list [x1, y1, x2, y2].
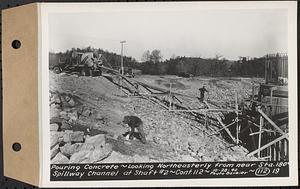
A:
[270, 88, 273, 105]
[265, 56, 268, 83]
[247, 133, 288, 157]
[235, 91, 239, 144]
[252, 83, 254, 100]
[120, 40, 126, 75]
[257, 109, 285, 135]
[169, 83, 172, 111]
[204, 112, 207, 137]
[258, 116, 263, 158]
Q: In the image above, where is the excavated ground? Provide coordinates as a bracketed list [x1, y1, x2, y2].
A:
[50, 72, 259, 164]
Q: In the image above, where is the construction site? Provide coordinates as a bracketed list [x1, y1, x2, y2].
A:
[49, 52, 289, 164]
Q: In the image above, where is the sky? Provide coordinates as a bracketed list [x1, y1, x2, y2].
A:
[49, 6, 287, 61]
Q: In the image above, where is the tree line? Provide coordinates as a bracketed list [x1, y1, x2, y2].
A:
[139, 49, 265, 77]
[50, 47, 265, 77]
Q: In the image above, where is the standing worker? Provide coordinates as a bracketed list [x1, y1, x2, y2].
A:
[198, 86, 208, 102]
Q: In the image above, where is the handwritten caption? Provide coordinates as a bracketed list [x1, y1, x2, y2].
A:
[50, 161, 289, 181]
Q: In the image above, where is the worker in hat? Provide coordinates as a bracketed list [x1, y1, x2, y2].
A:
[198, 86, 208, 103]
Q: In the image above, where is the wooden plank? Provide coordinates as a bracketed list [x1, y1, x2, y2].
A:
[249, 131, 264, 136]
[173, 96, 183, 104]
[258, 109, 285, 135]
[249, 127, 257, 150]
[131, 79, 197, 99]
[150, 97, 169, 109]
[217, 117, 236, 143]
[247, 133, 289, 157]
[207, 121, 236, 137]
[141, 85, 155, 94]
[140, 93, 169, 97]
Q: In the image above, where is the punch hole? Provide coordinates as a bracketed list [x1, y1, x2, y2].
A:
[11, 40, 21, 49]
[12, 142, 21, 152]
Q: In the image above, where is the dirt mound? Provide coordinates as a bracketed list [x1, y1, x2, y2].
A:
[50, 71, 123, 98]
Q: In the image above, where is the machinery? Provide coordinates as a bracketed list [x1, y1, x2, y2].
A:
[51, 51, 103, 76]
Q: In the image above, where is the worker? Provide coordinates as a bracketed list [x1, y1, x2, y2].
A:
[122, 115, 147, 144]
[198, 86, 208, 102]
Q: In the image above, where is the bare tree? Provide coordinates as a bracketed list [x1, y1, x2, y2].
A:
[141, 50, 151, 62]
[142, 49, 163, 63]
[150, 49, 163, 63]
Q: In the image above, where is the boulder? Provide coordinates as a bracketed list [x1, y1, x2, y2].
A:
[50, 117, 63, 125]
[68, 131, 84, 142]
[50, 108, 61, 119]
[51, 134, 59, 149]
[69, 136, 112, 163]
[50, 123, 59, 131]
[89, 143, 112, 163]
[63, 131, 84, 143]
[51, 144, 60, 159]
[80, 143, 95, 151]
[50, 132, 64, 148]
[67, 98, 76, 107]
[69, 143, 95, 163]
[60, 143, 82, 157]
[50, 103, 61, 109]
[52, 94, 61, 104]
[85, 134, 106, 146]
[68, 111, 78, 122]
[60, 111, 70, 120]
[61, 120, 72, 130]
[52, 152, 69, 164]
[69, 149, 92, 163]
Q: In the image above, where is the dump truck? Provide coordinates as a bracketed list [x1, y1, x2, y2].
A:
[51, 51, 103, 76]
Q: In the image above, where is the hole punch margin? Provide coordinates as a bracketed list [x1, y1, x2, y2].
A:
[12, 142, 22, 152]
[11, 40, 21, 49]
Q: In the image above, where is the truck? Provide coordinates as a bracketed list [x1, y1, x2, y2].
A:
[50, 51, 103, 76]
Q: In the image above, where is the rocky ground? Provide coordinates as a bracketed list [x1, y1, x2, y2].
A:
[50, 72, 259, 164]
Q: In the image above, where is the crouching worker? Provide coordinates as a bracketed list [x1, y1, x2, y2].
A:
[122, 115, 147, 144]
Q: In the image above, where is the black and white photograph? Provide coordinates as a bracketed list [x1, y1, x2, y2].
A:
[44, 2, 297, 185]
[49, 2, 289, 163]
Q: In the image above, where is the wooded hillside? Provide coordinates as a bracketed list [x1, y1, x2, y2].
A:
[50, 47, 265, 77]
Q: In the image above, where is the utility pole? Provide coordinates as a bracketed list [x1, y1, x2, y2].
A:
[120, 40, 126, 75]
